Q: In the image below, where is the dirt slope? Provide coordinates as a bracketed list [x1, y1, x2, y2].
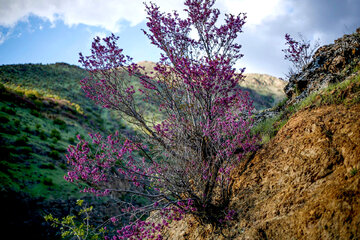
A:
[164, 101, 360, 240]
[231, 103, 360, 240]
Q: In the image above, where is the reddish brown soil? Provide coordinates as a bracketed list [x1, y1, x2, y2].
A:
[164, 102, 360, 240]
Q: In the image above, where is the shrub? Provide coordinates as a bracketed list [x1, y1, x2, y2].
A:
[18, 146, 33, 155]
[39, 162, 56, 170]
[0, 116, 9, 124]
[350, 167, 358, 176]
[63, 0, 259, 238]
[53, 118, 66, 126]
[59, 163, 67, 170]
[42, 177, 54, 186]
[44, 200, 107, 239]
[39, 130, 47, 140]
[30, 109, 41, 117]
[49, 150, 60, 160]
[68, 137, 75, 144]
[282, 33, 320, 79]
[14, 135, 29, 146]
[50, 129, 61, 140]
[14, 119, 20, 128]
[33, 99, 43, 107]
[1, 106, 16, 115]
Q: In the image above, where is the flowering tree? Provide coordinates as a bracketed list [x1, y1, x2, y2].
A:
[282, 33, 320, 78]
[66, 0, 258, 238]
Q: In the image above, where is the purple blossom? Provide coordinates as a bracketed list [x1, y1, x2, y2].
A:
[68, 0, 260, 238]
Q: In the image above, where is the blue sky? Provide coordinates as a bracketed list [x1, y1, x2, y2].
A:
[0, 15, 160, 66]
[0, 0, 359, 78]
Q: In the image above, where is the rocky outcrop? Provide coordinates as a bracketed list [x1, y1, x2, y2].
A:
[285, 28, 360, 104]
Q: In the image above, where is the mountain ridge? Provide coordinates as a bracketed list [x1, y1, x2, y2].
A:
[137, 60, 287, 110]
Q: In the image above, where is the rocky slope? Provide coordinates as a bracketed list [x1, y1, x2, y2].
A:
[285, 28, 360, 104]
[162, 29, 360, 240]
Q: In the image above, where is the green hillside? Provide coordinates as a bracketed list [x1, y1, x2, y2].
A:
[0, 63, 130, 239]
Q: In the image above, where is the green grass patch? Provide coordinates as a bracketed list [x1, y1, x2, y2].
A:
[254, 71, 360, 144]
[252, 114, 283, 144]
[296, 72, 360, 110]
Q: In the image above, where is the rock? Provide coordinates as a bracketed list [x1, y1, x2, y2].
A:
[284, 27, 360, 105]
[252, 108, 281, 126]
[329, 56, 346, 73]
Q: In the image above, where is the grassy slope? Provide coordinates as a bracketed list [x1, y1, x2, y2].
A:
[0, 62, 286, 198]
[253, 70, 360, 145]
[0, 63, 129, 200]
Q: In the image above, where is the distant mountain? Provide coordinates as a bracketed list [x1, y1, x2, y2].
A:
[242, 73, 286, 102]
[138, 61, 287, 110]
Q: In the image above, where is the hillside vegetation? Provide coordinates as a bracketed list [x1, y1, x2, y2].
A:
[0, 63, 129, 239]
[0, 62, 284, 238]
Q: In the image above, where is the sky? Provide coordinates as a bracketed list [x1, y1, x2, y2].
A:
[0, 0, 359, 78]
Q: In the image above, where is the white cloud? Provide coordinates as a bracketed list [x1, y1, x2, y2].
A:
[0, 28, 14, 45]
[222, 0, 286, 26]
[0, 0, 287, 31]
[0, 0, 188, 32]
[0, 32, 5, 45]
[0, 0, 143, 32]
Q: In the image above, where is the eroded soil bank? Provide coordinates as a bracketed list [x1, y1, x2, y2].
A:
[164, 102, 360, 240]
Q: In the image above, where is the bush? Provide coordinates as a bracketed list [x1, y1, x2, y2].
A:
[39, 162, 56, 170]
[14, 135, 29, 146]
[1, 106, 16, 115]
[14, 119, 20, 128]
[63, 0, 259, 238]
[49, 150, 60, 160]
[68, 137, 75, 144]
[59, 163, 67, 170]
[44, 200, 108, 239]
[30, 109, 41, 117]
[42, 177, 54, 186]
[33, 99, 43, 108]
[18, 146, 33, 155]
[0, 116, 9, 124]
[39, 130, 47, 140]
[53, 118, 66, 126]
[282, 33, 320, 79]
[50, 129, 61, 140]
[53, 118, 67, 130]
